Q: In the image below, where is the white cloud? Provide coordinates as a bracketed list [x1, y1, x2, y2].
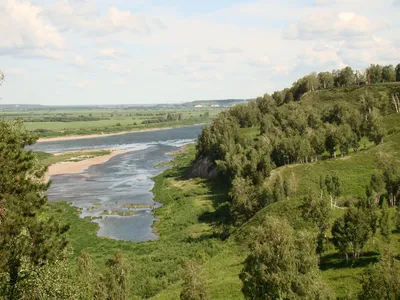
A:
[191, 83, 201, 88]
[314, 0, 331, 5]
[4, 68, 26, 76]
[98, 48, 126, 59]
[56, 74, 67, 81]
[75, 80, 89, 88]
[44, 2, 153, 36]
[107, 64, 131, 74]
[207, 47, 242, 55]
[74, 55, 85, 66]
[247, 56, 271, 68]
[284, 11, 385, 41]
[0, 0, 65, 58]
[115, 79, 127, 85]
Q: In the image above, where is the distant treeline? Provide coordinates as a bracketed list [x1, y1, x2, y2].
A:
[142, 113, 183, 124]
[22, 115, 105, 122]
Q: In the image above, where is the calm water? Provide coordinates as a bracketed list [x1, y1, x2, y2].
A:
[31, 125, 204, 242]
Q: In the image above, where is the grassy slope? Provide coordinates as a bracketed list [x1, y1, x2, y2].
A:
[229, 84, 400, 298]
[46, 84, 400, 299]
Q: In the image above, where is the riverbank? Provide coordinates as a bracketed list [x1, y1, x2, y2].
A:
[45, 149, 129, 181]
[37, 123, 206, 143]
[46, 143, 242, 299]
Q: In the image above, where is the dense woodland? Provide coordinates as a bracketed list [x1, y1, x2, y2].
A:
[1, 63, 400, 299]
[195, 63, 400, 299]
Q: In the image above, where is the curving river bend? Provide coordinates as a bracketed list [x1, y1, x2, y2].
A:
[31, 125, 203, 242]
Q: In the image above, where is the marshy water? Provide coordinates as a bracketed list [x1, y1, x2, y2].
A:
[31, 125, 203, 242]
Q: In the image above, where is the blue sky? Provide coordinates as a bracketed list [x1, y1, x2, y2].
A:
[1, 0, 399, 105]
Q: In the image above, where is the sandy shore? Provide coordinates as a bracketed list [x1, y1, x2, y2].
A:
[37, 123, 206, 143]
[45, 149, 129, 181]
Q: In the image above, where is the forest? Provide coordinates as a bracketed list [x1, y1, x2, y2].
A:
[1, 63, 400, 299]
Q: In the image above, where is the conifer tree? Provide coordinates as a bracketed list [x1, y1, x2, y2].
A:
[0, 119, 69, 298]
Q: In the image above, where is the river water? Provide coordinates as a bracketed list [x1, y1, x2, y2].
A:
[30, 125, 204, 242]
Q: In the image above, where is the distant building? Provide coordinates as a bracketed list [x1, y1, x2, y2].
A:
[211, 104, 220, 107]
[195, 104, 203, 108]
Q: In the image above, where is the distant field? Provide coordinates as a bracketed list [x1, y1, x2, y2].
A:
[0, 107, 222, 138]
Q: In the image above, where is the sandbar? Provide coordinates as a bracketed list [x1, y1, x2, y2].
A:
[45, 149, 129, 181]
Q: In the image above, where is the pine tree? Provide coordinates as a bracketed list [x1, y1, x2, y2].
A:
[180, 260, 208, 300]
[0, 119, 69, 298]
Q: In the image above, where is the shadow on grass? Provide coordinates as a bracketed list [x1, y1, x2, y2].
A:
[320, 251, 379, 271]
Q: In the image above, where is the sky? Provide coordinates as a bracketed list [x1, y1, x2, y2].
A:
[0, 0, 399, 105]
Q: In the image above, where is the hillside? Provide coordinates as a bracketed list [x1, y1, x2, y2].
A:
[39, 83, 400, 299]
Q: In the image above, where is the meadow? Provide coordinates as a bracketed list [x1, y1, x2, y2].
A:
[1, 106, 222, 138]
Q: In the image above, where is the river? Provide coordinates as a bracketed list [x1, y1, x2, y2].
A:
[30, 125, 204, 242]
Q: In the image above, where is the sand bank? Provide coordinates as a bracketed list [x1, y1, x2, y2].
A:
[45, 149, 128, 181]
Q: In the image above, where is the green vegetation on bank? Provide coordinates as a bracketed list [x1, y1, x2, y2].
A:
[37, 150, 111, 166]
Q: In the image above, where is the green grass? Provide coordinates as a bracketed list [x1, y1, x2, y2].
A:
[233, 115, 400, 298]
[36, 150, 111, 166]
[2, 107, 220, 138]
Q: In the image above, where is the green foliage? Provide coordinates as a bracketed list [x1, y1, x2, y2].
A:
[13, 249, 83, 300]
[396, 64, 400, 81]
[358, 197, 379, 236]
[196, 114, 241, 162]
[380, 200, 391, 242]
[0, 119, 69, 298]
[359, 248, 400, 300]
[180, 260, 208, 300]
[367, 64, 383, 84]
[78, 251, 107, 299]
[240, 216, 332, 299]
[301, 191, 331, 254]
[325, 174, 342, 208]
[382, 65, 396, 82]
[104, 251, 130, 300]
[334, 66, 355, 87]
[318, 72, 334, 89]
[332, 206, 370, 261]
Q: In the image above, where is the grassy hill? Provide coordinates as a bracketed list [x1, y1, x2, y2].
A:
[47, 83, 400, 299]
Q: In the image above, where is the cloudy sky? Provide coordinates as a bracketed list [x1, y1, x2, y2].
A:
[0, 0, 399, 105]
